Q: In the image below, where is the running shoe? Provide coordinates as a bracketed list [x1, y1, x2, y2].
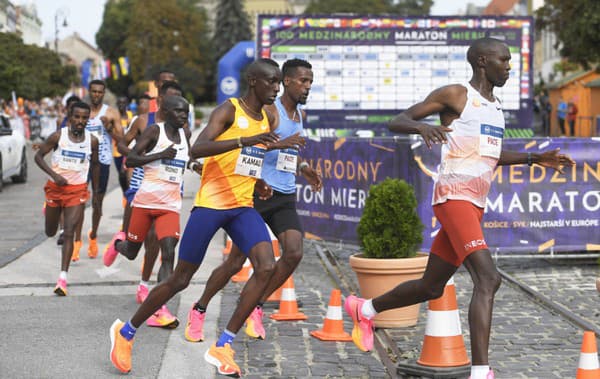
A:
[343, 295, 374, 352]
[135, 284, 149, 304]
[184, 306, 205, 342]
[57, 230, 64, 246]
[71, 240, 82, 262]
[54, 278, 67, 296]
[109, 319, 133, 374]
[244, 306, 265, 340]
[146, 305, 179, 329]
[103, 231, 126, 267]
[88, 229, 98, 258]
[469, 369, 495, 379]
[204, 343, 241, 378]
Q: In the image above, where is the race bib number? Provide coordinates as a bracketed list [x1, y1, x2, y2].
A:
[58, 150, 87, 171]
[86, 124, 102, 140]
[234, 146, 265, 178]
[158, 158, 186, 183]
[276, 148, 298, 173]
[479, 124, 503, 159]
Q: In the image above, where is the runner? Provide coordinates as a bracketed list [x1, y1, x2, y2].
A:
[342, 38, 575, 379]
[34, 102, 99, 295]
[77, 79, 123, 259]
[114, 96, 133, 199]
[185, 58, 322, 342]
[108, 58, 282, 377]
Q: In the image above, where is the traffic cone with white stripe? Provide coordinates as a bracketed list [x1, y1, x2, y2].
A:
[231, 258, 253, 283]
[222, 235, 232, 255]
[417, 276, 470, 367]
[310, 289, 352, 341]
[577, 331, 600, 379]
[269, 276, 307, 321]
[266, 238, 283, 303]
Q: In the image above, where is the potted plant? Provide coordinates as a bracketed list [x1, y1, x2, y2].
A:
[350, 177, 428, 327]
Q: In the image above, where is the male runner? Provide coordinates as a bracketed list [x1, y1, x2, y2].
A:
[114, 96, 133, 198]
[78, 79, 123, 258]
[343, 38, 575, 379]
[34, 102, 99, 295]
[108, 58, 283, 377]
[185, 58, 322, 342]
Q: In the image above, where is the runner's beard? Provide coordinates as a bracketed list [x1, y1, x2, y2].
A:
[71, 127, 83, 137]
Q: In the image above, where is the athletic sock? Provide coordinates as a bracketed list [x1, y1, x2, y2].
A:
[193, 302, 206, 313]
[470, 365, 490, 379]
[256, 302, 264, 309]
[59, 271, 68, 281]
[361, 299, 377, 319]
[120, 320, 137, 341]
[216, 329, 236, 347]
[139, 280, 149, 287]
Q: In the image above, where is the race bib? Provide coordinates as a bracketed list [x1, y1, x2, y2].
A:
[58, 150, 87, 171]
[158, 158, 186, 183]
[234, 146, 265, 178]
[86, 123, 103, 140]
[276, 148, 298, 173]
[479, 124, 503, 159]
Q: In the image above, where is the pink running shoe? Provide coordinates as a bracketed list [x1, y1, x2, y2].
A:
[147, 305, 179, 329]
[184, 306, 206, 342]
[245, 306, 265, 339]
[54, 278, 67, 296]
[135, 284, 149, 304]
[343, 295, 374, 352]
[469, 369, 495, 379]
[103, 231, 126, 267]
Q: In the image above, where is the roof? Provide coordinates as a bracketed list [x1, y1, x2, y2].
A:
[584, 78, 600, 88]
[546, 70, 593, 89]
[483, 0, 519, 15]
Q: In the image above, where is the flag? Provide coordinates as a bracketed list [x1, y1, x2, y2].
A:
[112, 63, 120, 80]
[104, 59, 111, 79]
[118, 56, 129, 76]
[81, 59, 93, 87]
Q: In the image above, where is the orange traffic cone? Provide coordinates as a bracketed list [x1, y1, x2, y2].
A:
[232, 258, 253, 283]
[270, 276, 307, 321]
[577, 331, 600, 379]
[417, 276, 470, 367]
[310, 289, 352, 341]
[222, 235, 232, 255]
[266, 239, 283, 303]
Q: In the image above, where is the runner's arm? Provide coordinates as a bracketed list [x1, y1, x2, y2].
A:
[90, 135, 100, 194]
[34, 131, 65, 184]
[126, 124, 172, 167]
[498, 148, 575, 173]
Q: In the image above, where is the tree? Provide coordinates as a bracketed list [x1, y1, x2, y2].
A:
[0, 33, 77, 100]
[535, 0, 600, 69]
[211, 0, 252, 61]
[304, 0, 432, 15]
[96, 0, 213, 101]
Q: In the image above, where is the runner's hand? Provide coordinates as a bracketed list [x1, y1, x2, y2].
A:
[256, 179, 273, 200]
[302, 166, 322, 192]
[53, 174, 68, 186]
[276, 132, 305, 149]
[418, 124, 453, 149]
[537, 148, 575, 174]
[161, 144, 177, 159]
[242, 132, 279, 148]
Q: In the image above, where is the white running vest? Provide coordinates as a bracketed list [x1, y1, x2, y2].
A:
[86, 104, 112, 165]
[132, 123, 188, 213]
[51, 127, 92, 185]
[432, 83, 505, 208]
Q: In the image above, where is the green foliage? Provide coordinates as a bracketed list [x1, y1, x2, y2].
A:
[357, 178, 424, 259]
[535, 0, 600, 69]
[212, 0, 252, 61]
[304, 0, 432, 15]
[0, 32, 77, 99]
[96, 0, 213, 100]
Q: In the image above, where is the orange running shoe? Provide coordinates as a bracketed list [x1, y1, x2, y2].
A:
[109, 319, 133, 374]
[71, 240, 82, 262]
[88, 229, 98, 258]
[204, 343, 241, 378]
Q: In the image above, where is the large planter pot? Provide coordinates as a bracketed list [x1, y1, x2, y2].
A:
[349, 252, 429, 328]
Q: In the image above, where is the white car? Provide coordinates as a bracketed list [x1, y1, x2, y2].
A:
[0, 114, 27, 191]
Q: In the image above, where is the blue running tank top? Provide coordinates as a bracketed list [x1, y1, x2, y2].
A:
[261, 97, 303, 194]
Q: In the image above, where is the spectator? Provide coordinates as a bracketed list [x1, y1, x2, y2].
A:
[557, 97, 567, 136]
[567, 101, 578, 137]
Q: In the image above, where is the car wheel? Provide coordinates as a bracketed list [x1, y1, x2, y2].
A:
[0, 154, 4, 192]
[11, 148, 27, 183]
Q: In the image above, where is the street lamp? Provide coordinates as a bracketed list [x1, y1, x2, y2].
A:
[54, 8, 68, 52]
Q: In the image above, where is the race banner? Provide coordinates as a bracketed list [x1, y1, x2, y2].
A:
[258, 15, 534, 137]
[298, 137, 600, 253]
